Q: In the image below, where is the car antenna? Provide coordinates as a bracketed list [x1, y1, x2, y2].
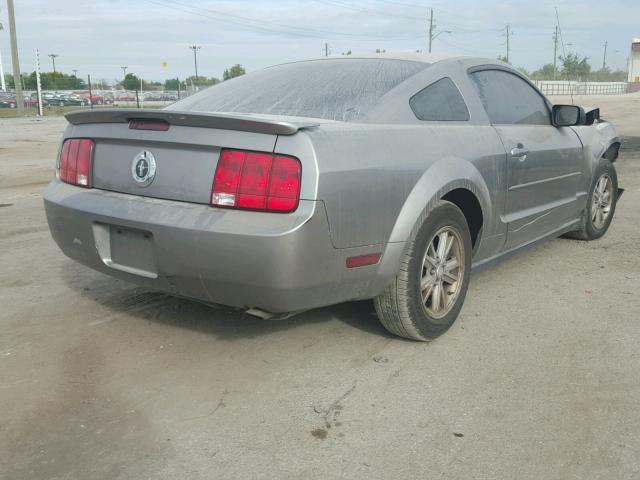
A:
[555, 6, 574, 105]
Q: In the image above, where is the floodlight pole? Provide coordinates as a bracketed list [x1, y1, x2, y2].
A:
[189, 44, 201, 80]
[7, 0, 24, 114]
[48, 53, 59, 73]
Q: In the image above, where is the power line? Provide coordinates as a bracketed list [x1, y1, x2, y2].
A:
[156, 0, 421, 39]
[308, 0, 419, 21]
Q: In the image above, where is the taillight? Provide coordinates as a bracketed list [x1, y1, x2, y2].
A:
[211, 149, 301, 213]
[58, 138, 94, 187]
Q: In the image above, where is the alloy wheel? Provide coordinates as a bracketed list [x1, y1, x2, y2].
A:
[421, 226, 465, 319]
[592, 174, 614, 229]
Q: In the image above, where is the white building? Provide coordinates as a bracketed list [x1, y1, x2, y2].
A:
[629, 38, 640, 83]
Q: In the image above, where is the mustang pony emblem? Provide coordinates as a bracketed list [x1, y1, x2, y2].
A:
[131, 150, 156, 186]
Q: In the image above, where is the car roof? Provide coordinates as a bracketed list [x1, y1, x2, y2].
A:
[272, 52, 504, 67]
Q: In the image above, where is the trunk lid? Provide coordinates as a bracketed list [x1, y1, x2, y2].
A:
[64, 109, 318, 204]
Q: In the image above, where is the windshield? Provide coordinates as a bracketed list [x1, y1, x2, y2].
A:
[166, 59, 428, 121]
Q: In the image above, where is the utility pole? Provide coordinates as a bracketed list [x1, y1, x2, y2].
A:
[602, 41, 608, 70]
[428, 8, 434, 53]
[48, 53, 59, 73]
[121, 66, 127, 78]
[189, 44, 201, 81]
[553, 25, 559, 79]
[72, 69, 78, 77]
[7, 0, 24, 114]
[0, 13, 6, 92]
[325, 42, 329, 57]
[505, 24, 511, 63]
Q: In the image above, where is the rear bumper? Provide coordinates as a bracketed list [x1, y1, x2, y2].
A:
[44, 180, 403, 312]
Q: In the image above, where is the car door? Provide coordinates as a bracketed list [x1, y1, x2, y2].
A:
[469, 68, 584, 249]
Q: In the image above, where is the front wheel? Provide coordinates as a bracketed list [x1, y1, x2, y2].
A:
[567, 160, 618, 240]
[374, 200, 472, 341]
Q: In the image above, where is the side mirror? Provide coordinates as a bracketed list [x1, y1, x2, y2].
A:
[552, 105, 586, 127]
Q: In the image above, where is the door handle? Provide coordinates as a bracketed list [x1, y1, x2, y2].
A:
[510, 145, 529, 161]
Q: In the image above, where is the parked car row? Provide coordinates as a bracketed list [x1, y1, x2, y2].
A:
[0, 89, 189, 108]
[0, 92, 45, 108]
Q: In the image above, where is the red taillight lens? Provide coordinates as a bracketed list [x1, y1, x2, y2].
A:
[211, 149, 301, 213]
[59, 139, 94, 187]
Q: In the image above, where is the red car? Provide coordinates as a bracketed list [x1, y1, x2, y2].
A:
[80, 93, 114, 106]
[0, 95, 47, 108]
[116, 93, 136, 101]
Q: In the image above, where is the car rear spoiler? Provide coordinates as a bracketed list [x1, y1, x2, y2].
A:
[65, 109, 319, 136]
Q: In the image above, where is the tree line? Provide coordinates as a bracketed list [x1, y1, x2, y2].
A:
[501, 53, 627, 82]
[1, 64, 247, 91]
[1, 55, 629, 91]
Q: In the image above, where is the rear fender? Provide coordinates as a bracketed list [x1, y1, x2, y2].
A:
[388, 156, 492, 244]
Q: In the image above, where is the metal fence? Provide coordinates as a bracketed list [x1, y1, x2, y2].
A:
[534, 81, 628, 96]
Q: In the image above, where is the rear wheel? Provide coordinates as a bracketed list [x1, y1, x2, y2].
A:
[567, 160, 618, 240]
[374, 201, 472, 341]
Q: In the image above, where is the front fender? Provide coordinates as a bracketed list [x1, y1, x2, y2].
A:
[388, 156, 492, 243]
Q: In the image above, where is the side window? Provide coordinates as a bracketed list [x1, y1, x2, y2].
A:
[409, 77, 470, 121]
[469, 70, 550, 125]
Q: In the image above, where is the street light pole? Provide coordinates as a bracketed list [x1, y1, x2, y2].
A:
[121, 66, 127, 77]
[189, 44, 201, 80]
[48, 53, 59, 73]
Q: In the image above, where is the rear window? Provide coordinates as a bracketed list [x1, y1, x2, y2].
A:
[167, 59, 428, 121]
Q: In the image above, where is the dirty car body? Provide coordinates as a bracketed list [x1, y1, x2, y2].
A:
[44, 55, 620, 324]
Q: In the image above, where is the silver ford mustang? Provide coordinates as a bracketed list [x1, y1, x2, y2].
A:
[44, 54, 621, 341]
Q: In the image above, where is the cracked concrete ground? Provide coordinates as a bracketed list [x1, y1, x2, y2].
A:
[1, 94, 639, 479]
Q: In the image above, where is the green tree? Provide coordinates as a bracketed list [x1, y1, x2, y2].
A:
[530, 64, 557, 80]
[588, 67, 627, 82]
[121, 73, 142, 90]
[164, 78, 186, 90]
[3, 73, 14, 89]
[559, 53, 591, 80]
[497, 55, 510, 64]
[183, 75, 220, 87]
[223, 64, 246, 81]
[23, 71, 85, 90]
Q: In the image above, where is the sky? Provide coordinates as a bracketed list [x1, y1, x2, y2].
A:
[0, 0, 638, 83]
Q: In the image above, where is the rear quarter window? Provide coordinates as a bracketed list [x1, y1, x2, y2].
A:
[409, 77, 469, 121]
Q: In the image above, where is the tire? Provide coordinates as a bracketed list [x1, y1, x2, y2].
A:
[566, 159, 618, 241]
[374, 200, 473, 341]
